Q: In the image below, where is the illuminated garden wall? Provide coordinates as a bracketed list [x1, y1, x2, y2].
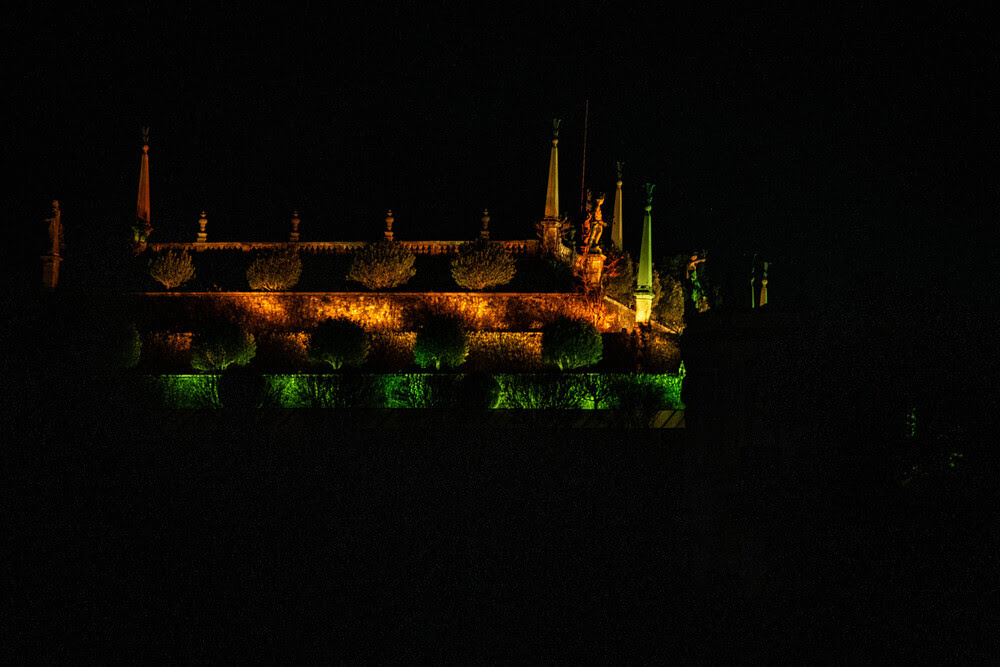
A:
[132, 292, 637, 333]
[139, 329, 679, 373]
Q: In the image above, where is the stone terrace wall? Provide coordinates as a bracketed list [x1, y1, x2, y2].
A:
[132, 291, 637, 334]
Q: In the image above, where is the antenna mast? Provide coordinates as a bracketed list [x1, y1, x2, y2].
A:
[579, 99, 589, 215]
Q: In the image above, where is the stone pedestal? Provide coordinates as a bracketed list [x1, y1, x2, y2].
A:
[41, 254, 61, 290]
[635, 290, 653, 324]
[539, 218, 563, 255]
[580, 251, 605, 292]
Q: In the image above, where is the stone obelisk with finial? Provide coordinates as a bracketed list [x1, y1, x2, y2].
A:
[133, 127, 152, 252]
[611, 161, 624, 251]
[635, 183, 655, 324]
[539, 118, 564, 255]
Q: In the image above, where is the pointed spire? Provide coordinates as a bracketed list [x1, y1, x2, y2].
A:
[544, 118, 561, 219]
[137, 127, 151, 230]
[290, 211, 301, 243]
[635, 183, 655, 324]
[611, 161, 624, 250]
[480, 209, 490, 240]
[759, 261, 769, 306]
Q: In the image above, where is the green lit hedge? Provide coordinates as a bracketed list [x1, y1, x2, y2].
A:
[142, 371, 684, 410]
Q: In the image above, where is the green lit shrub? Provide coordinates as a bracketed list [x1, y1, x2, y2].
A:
[190, 321, 257, 371]
[346, 240, 416, 290]
[497, 373, 584, 409]
[246, 247, 302, 291]
[307, 318, 370, 370]
[148, 250, 195, 290]
[450, 240, 516, 290]
[414, 316, 469, 370]
[541, 318, 602, 370]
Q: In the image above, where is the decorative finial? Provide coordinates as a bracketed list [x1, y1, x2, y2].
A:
[385, 209, 394, 241]
[552, 118, 561, 143]
[141, 126, 150, 148]
[643, 183, 655, 210]
[196, 211, 208, 243]
[480, 209, 490, 240]
[616, 161, 624, 184]
[290, 211, 301, 242]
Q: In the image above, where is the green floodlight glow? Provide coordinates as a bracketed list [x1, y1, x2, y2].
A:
[149, 372, 685, 410]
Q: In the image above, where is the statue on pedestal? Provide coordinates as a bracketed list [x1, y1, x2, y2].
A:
[584, 193, 606, 252]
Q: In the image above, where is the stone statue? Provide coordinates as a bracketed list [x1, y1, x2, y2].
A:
[585, 193, 606, 251]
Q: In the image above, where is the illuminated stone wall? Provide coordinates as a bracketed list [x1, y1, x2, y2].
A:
[133, 291, 637, 333]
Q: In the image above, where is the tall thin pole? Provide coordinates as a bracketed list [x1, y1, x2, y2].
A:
[579, 99, 589, 215]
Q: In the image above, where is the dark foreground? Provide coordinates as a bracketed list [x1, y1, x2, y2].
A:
[6, 405, 998, 662]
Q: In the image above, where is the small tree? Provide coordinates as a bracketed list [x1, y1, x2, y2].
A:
[346, 240, 416, 290]
[541, 317, 602, 370]
[246, 247, 302, 291]
[450, 240, 516, 290]
[149, 250, 195, 290]
[653, 273, 685, 332]
[414, 316, 469, 370]
[307, 318, 370, 370]
[191, 321, 257, 371]
[601, 250, 634, 304]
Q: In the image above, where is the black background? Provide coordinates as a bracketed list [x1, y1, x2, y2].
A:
[10, 5, 998, 302]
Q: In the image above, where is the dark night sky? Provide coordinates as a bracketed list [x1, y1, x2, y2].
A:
[9, 5, 998, 302]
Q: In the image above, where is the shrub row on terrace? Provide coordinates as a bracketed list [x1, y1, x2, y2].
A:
[145, 240, 519, 292]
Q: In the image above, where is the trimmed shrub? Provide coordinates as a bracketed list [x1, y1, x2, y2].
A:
[307, 318, 370, 370]
[149, 250, 195, 290]
[451, 240, 516, 290]
[247, 247, 302, 291]
[191, 321, 257, 371]
[346, 240, 416, 290]
[541, 318, 603, 370]
[115, 322, 142, 369]
[413, 316, 469, 370]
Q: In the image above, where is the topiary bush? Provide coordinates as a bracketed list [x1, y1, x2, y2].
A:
[346, 240, 417, 290]
[413, 316, 469, 370]
[114, 322, 142, 370]
[307, 318, 370, 370]
[246, 247, 302, 291]
[541, 317, 603, 370]
[190, 320, 257, 371]
[450, 240, 516, 290]
[148, 250, 196, 290]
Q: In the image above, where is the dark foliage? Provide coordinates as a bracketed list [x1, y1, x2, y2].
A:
[541, 318, 602, 370]
[307, 318, 370, 370]
[413, 316, 469, 370]
[190, 320, 257, 371]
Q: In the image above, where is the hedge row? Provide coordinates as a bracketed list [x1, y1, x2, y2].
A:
[146, 372, 685, 411]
